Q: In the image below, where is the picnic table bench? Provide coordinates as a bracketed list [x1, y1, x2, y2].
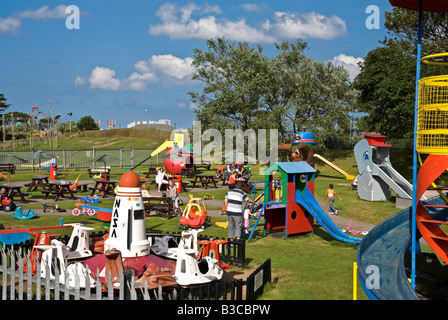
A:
[41, 181, 77, 201]
[181, 168, 194, 178]
[190, 174, 218, 189]
[73, 182, 89, 192]
[0, 184, 29, 203]
[193, 161, 211, 170]
[25, 176, 50, 192]
[142, 167, 158, 178]
[143, 196, 177, 219]
[87, 166, 111, 177]
[0, 164, 16, 174]
[88, 180, 117, 198]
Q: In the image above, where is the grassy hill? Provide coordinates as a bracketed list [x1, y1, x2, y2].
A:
[4, 128, 172, 151]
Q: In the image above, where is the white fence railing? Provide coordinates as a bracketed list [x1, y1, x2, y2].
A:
[0, 248, 170, 300]
[0, 248, 271, 301]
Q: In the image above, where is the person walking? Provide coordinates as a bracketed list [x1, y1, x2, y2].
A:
[326, 183, 341, 215]
[224, 181, 258, 240]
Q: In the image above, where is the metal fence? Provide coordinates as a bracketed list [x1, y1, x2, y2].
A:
[0, 148, 164, 173]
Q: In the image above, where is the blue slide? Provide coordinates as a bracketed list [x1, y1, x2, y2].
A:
[357, 194, 448, 300]
[295, 189, 362, 245]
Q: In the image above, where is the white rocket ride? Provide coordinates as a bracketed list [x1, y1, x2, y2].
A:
[104, 170, 150, 257]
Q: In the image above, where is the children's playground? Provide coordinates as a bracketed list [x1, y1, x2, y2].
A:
[2, 119, 448, 300]
[2, 0, 448, 302]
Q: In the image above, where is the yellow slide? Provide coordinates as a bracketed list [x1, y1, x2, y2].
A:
[150, 132, 184, 157]
[314, 154, 355, 181]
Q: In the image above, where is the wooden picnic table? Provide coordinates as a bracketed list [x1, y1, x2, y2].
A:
[238, 179, 253, 193]
[190, 174, 218, 189]
[143, 167, 158, 178]
[41, 181, 77, 201]
[88, 180, 118, 198]
[142, 196, 176, 219]
[26, 176, 49, 192]
[193, 161, 211, 170]
[0, 184, 29, 203]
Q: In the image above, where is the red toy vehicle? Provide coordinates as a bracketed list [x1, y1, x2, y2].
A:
[179, 195, 210, 229]
[0, 195, 15, 212]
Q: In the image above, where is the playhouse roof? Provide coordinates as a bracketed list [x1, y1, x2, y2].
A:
[267, 161, 316, 174]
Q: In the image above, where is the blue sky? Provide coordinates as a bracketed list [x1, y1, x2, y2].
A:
[0, 0, 393, 130]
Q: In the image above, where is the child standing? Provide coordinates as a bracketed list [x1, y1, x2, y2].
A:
[168, 179, 181, 216]
[326, 184, 341, 215]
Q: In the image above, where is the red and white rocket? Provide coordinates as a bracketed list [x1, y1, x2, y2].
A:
[104, 171, 150, 257]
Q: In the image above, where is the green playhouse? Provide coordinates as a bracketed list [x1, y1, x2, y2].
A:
[247, 161, 317, 239]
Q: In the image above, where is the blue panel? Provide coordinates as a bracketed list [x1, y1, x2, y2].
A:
[266, 162, 316, 175]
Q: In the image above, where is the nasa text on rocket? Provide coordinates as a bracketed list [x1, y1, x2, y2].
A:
[104, 170, 150, 257]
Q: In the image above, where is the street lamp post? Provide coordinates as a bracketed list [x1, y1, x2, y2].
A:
[145, 109, 149, 129]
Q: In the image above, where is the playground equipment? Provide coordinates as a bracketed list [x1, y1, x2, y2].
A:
[12, 207, 36, 220]
[278, 131, 355, 180]
[72, 196, 101, 215]
[354, 134, 419, 207]
[0, 232, 31, 246]
[179, 194, 210, 229]
[151, 228, 203, 260]
[36, 235, 96, 288]
[131, 131, 193, 175]
[313, 154, 355, 181]
[69, 174, 82, 190]
[150, 228, 224, 285]
[21, 231, 60, 274]
[0, 195, 16, 212]
[356, 0, 448, 300]
[342, 219, 368, 236]
[246, 161, 362, 244]
[278, 132, 316, 167]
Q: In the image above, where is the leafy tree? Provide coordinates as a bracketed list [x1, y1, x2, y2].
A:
[0, 94, 10, 113]
[189, 37, 354, 144]
[353, 8, 448, 138]
[77, 115, 99, 131]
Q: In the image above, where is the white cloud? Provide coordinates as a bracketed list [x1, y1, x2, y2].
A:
[150, 55, 195, 79]
[268, 11, 346, 40]
[75, 54, 195, 91]
[0, 5, 85, 34]
[18, 5, 68, 20]
[148, 3, 346, 43]
[0, 17, 21, 34]
[88, 66, 121, 91]
[240, 3, 265, 12]
[331, 54, 364, 81]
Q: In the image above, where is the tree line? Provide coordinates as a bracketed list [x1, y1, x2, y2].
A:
[189, 7, 448, 143]
[2, 7, 447, 145]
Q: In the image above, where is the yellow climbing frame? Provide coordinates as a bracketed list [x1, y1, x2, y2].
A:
[417, 73, 448, 155]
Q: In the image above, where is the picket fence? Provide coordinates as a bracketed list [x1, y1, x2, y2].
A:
[0, 239, 271, 301]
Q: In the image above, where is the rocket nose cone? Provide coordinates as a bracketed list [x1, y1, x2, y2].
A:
[119, 171, 141, 188]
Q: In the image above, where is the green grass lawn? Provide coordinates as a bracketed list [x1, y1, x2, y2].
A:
[1, 148, 418, 300]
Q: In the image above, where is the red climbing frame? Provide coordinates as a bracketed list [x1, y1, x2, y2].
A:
[416, 154, 448, 264]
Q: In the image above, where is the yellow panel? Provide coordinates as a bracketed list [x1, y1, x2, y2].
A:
[417, 74, 448, 155]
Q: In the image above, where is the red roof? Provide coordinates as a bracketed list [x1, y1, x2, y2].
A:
[363, 134, 393, 147]
[389, 0, 448, 12]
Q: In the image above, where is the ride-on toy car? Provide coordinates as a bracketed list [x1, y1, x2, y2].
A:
[0, 195, 16, 212]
